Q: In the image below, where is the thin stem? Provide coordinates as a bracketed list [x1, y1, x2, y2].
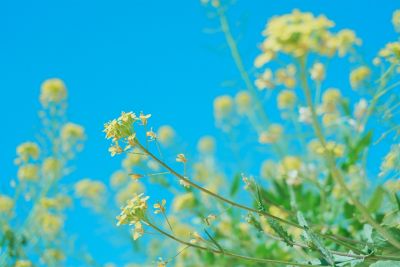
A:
[145, 220, 320, 267]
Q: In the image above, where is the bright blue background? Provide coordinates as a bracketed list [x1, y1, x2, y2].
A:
[0, 0, 399, 265]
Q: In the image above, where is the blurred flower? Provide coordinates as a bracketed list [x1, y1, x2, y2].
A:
[310, 62, 326, 81]
[18, 164, 39, 181]
[354, 98, 368, 119]
[259, 124, 283, 144]
[40, 195, 71, 211]
[277, 90, 297, 109]
[42, 157, 62, 178]
[115, 181, 145, 206]
[322, 88, 341, 112]
[75, 178, 106, 207]
[0, 195, 14, 213]
[61, 122, 85, 142]
[392, 9, 400, 32]
[197, 136, 216, 154]
[255, 68, 275, 90]
[16, 142, 40, 163]
[298, 106, 312, 124]
[176, 153, 187, 163]
[378, 42, 400, 63]
[281, 156, 302, 172]
[172, 193, 195, 212]
[213, 95, 234, 120]
[157, 125, 175, 146]
[40, 78, 67, 107]
[275, 65, 296, 88]
[350, 66, 371, 89]
[235, 91, 252, 114]
[110, 171, 129, 188]
[15, 260, 33, 267]
[39, 212, 63, 236]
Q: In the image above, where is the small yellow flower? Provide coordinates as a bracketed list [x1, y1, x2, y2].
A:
[310, 62, 326, 81]
[15, 260, 33, 267]
[176, 153, 187, 163]
[74, 178, 106, 204]
[392, 9, 400, 32]
[197, 136, 216, 154]
[42, 157, 62, 177]
[277, 90, 297, 109]
[110, 171, 129, 188]
[172, 193, 195, 211]
[16, 142, 40, 163]
[259, 124, 283, 144]
[213, 95, 234, 120]
[281, 156, 302, 171]
[235, 90, 252, 114]
[153, 199, 167, 214]
[115, 181, 145, 206]
[40, 78, 67, 107]
[61, 122, 85, 141]
[322, 113, 338, 127]
[350, 66, 371, 89]
[322, 88, 341, 112]
[139, 112, 151, 126]
[0, 195, 14, 213]
[157, 125, 175, 146]
[255, 68, 275, 90]
[18, 164, 39, 181]
[39, 212, 63, 236]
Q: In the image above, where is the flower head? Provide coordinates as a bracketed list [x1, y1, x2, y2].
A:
[16, 142, 40, 163]
[40, 78, 67, 107]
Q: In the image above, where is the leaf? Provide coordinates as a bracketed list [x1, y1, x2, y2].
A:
[229, 173, 241, 197]
[297, 211, 335, 266]
[370, 261, 400, 267]
[395, 193, 400, 211]
[267, 217, 294, 247]
[367, 186, 385, 213]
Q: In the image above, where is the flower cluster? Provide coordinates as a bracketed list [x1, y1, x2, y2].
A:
[255, 9, 360, 67]
[40, 78, 67, 107]
[116, 193, 149, 240]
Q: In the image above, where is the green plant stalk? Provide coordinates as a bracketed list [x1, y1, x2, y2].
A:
[299, 57, 400, 250]
[145, 220, 320, 267]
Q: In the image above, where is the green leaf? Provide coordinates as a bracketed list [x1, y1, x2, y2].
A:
[267, 217, 294, 247]
[229, 173, 241, 197]
[370, 261, 400, 267]
[297, 212, 335, 266]
[395, 193, 400, 211]
[367, 186, 385, 213]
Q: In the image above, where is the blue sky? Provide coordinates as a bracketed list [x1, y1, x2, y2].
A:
[0, 0, 399, 265]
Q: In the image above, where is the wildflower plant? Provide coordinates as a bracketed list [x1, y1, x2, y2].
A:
[103, 2, 400, 267]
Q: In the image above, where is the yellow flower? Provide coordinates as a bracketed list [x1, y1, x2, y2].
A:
[40, 195, 71, 210]
[16, 142, 40, 163]
[392, 10, 400, 32]
[213, 95, 234, 120]
[275, 65, 296, 88]
[74, 178, 106, 204]
[39, 212, 63, 236]
[235, 91, 252, 114]
[255, 68, 275, 90]
[153, 199, 167, 214]
[315, 141, 345, 157]
[61, 122, 85, 141]
[260, 160, 276, 179]
[255, 9, 360, 64]
[258, 124, 283, 144]
[122, 150, 143, 171]
[277, 90, 296, 109]
[0, 195, 14, 213]
[322, 88, 341, 112]
[157, 125, 175, 146]
[15, 260, 33, 267]
[322, 113, 338, 127]
[380, 145, 400, 174]
[40, 78, 67, 107]
[18, 164, 39, 181]
[310, 62, 326, 81]
[176, 153, 187, 163]
[197, 136, 216, 154]
[350, 66, 371, 89]
[115, 181, 145, 206]
[41, 249, 65, 263]
[172, 192, 196, 212]
[110, 171, 128, 188]
[42, 157, 62, 177]
[281, 156, 302, 171]
[378, 42, 400, 63]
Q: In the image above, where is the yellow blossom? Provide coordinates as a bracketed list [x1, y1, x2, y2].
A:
[255, 68, 275, 90]
[277, 90, 297, 109]
[74, 178, 106, 204]
[16, 142, 40, 163]
[0, 195, 14, 213]
[18, 164, 39, 181]
[392, 10, 400, 32]
[176, 153, 187, 163]
[281, 156, 302, 171]
[157, 125, 175, 146]
[310, 62, 326, 81]
[259, 124, 283, 144]
[322, 113, 338, 127]
[350, 66, 371, 89]
[41, 249, 65, 263]
[39, 212, 63, 236]
[40, 78, 67, 107]
[322, 88, 341, 112]
[110, 171, 129, 188]
[39, 195, 71, 210]
[197, 136, 216, 154]
[15, 260, 33, 267]
[235, 91, 252, 114]
[42, 157, 62, 177]
[260, 160, 276, 179]
[213, 95, 234, 120]
[61, 122, 85, 141]
[115, 181, 145, 206]
[378, 42, 400, 63]
[172, 192, 196, 212]
[315, 141, 345, 157]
